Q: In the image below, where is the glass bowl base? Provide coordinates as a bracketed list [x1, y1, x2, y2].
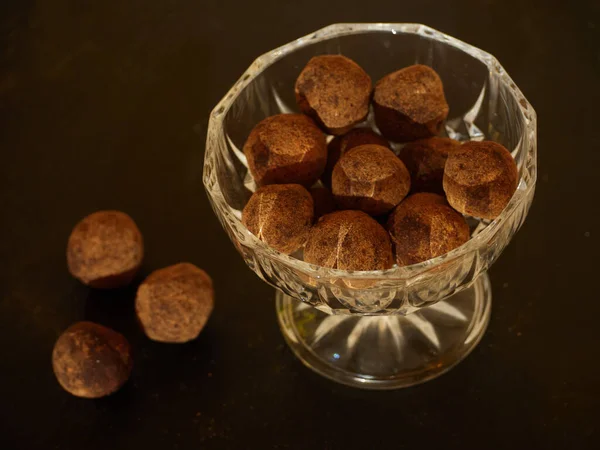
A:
[276, 273, 491, 390]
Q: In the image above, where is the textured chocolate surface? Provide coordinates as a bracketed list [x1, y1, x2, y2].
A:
[443, 140, 518, 219]
[242, 184, 314, 254]
[304, 210, 393, 271]
[67, 210, 143, 289]
[295, 55, 372, 135]
[135, 263, 214, 343]
[324, 128, 390, 186]
[400, 137, 461, 193]
[243, 114, 327, 186]
[52, 322, 132, 398]
[388, 193, 470, 265]
[374, 65, 449, 142]
[331, 144, 411, 216]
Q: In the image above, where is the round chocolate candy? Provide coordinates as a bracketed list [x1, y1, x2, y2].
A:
[242, 184, 314, 254]
[67, 210, 143, 289]
[295, 55, 372, 135]
[135, 263, 214, 343]
[243, 114, 327, 186]
[443, 140, 518, 219]
[323, 128, 390, 187]
[374, 65, 449, 142]
[400, 137, 461, 194]
[331, 144, 410, 216]
[52, 322, 133, 398]
[388, 193, 470, 266]
[304, 210, 393, 271]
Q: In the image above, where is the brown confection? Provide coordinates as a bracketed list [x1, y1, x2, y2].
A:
[52, 322, 133, 398]
[304, 210, 393, 271]
[323, 128, 390, 186]
[67, 210, 143, 289]
[242, 184, 314, 254]
[331, 144, 411, 216]
[243, 114, 327, 186]
[135, 263, 214, 343]
[443, 140, 518, 219]
[388, 193, 470, 266]
[400, 137, 461, 193]
[310, 186, 336, 219]
[373, 65, 449, 142]
[295, 55, 372, 135]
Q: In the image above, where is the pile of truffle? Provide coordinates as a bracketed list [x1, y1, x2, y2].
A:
[52, 211, 215, 398]
[241, 56, 518, 271]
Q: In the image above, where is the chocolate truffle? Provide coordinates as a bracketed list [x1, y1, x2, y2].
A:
[135, 263, 214, 343]
[305, 210, 393, 271]
[295, 55, 372, 135]
[373, 65, 449, 142]
[388, 193, 470, 266]
[323, 128, 390, 187]
[67, 210, 143, 289]
[443, 140, 518, 219]
[400, 137, 461, 193]
[243, 114, 327, 186]
[52, 322, 133, 398]
[242, 184, 314, 254]
[310, 186, 336, 219]
[331, 144, 411, 216]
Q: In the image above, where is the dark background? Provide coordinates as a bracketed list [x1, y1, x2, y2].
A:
[1, 1, 599, 449]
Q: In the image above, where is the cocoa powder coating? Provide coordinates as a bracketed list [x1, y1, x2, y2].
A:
[67, 210, 143, 288]
[135, 263, 214, 343]
[443, 140, 518, 219]
[242, 184, 314, 254]
[243, 114, 327, 186]
[295, 55, 372, 135]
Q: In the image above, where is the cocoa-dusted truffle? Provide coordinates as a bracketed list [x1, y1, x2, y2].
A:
[443, 140, 518, 219]
[243, 114, 327, 186]
[374, 65, 449, 142]
[304, 210, 393, 271]
[295, 55, 372, 135]
[400, 137, 461, 193]
[331, 144, 411, 216]
[52, 322, 133, 398]
[388, 193, 470, 266]
[67, 211, 143, 289]
[135, 263, 214, 343]
[242, 184, 314, 254]
[323, 128, 390, 186]
[310, 186, 336, 219]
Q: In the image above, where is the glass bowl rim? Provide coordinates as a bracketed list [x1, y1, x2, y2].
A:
[203, 22, 537, 280]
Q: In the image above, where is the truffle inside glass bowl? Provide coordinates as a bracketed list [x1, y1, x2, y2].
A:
[203, 23, 536, 389]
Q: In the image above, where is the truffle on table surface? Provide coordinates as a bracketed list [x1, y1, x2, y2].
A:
[374, 65, 449, 142]
[295, 55, 372, 135]
[400, 137, 461, 194]
[388, 193, 470, 266]
[323, 128, 390, 187]
[331, 144, 411, 216]
[52, 322, 133, 398]
[135, 263, 214, 344]
[242, 184, 314, 254]
[67, 210, 143, 289]
[304, 210, 393, 271]
[443, 140, 518, 219]
[243, 114, 327, 187]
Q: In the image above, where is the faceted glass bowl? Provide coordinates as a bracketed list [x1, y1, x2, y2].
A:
[203, 23, 536, 389]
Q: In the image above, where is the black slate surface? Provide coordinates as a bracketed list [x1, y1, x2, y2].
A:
[1, 1, 599, 449]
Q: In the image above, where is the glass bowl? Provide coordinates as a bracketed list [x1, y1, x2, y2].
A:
[203, 23, 537, 389]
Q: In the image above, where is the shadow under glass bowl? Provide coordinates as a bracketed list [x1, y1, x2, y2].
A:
[203, 23, 537, 389]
